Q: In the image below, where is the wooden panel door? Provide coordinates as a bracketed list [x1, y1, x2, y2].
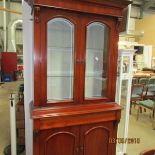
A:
[80, 122, 113, 155]
[39, 126, 79, 155]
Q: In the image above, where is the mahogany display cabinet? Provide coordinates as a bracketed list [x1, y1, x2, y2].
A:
[25, 0, 131, 155]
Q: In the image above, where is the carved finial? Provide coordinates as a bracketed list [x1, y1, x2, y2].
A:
[117, 17, 123, 32]
[34, 6, 41, 23]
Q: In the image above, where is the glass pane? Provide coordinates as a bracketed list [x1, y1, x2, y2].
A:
[47, 18, 74, 101]
[85, 22, 109, 98]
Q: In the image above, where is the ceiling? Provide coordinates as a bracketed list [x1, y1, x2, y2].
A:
[10, 0, 21, 2]
[9, 0, 155, 14]
[132, 0, 155, 12]
[0, 0, 22, 2]
[2, 0, 155, 12]
[1, 0, 155, 16]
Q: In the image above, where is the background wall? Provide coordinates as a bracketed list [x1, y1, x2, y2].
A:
[0, 1, 22, 52]
[135, 15, 155, 57]
[0, 2, 21, 27]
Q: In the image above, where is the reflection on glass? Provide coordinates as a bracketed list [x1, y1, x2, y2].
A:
[123, 56, 130, 73]
[85, 22, 109, 98]
[47, 18, 74, 101]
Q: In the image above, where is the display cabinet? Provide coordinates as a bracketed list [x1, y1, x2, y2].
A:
[25, 0, 131, 155]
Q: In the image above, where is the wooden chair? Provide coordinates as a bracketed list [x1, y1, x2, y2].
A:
[130, 84, 144, 114]
[139, 149, 155, 155]
[139, 78, 149, 85]
[132, 77, 138, 85]
[148, 77, 155, 85]
[144, 84, 155, 100]
[137, 99, 155, 130]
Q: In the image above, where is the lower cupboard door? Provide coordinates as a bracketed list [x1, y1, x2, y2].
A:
[81, 122, 112, 155]
[39, 127, 79, 155]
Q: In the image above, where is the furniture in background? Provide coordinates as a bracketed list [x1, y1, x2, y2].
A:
[132, 77, 138, 84]
[131, 74, 155, 129]
[139, 149, 155, 155]
[130, 84, 144, 114]
[133, 71, 155, 79]
[0, 52, 17, 81]
[131, 76, 155, 98]
[144, 84, 155, 100]
[25, 0, 131, 155]
[139, 78, 149, 85]
[148, 77, 155, 84]
[137, 99, 155, 130]
[133, 45, 152, 71]
[138, 77, 148, 95]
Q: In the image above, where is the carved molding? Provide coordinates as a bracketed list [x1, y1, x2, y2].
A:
[117, 17, 123, 32]
[34, 6, 41, 23]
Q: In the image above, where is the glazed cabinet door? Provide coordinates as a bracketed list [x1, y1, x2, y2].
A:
[34, 7, 118, 106]
[34, 8, 81, 106]
[38, 127, 79, 155]
[81, 15, 117, 103]
[80, 122, 115, 155]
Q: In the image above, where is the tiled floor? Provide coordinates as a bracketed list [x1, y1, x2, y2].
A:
[0, 81, 25, 155]
[127, 108, 155, 155]
[118, 97, 155, 155]
[0, 81, 155, 155]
